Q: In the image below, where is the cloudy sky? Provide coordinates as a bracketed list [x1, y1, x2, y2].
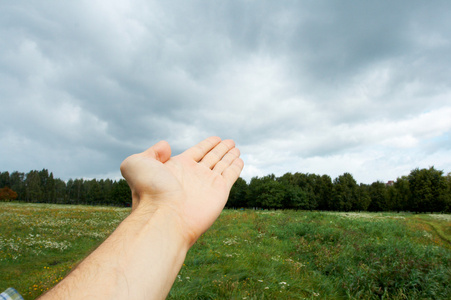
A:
[1, 1, 451, 184]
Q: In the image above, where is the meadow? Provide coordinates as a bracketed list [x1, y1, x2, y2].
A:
[1, 203, 450, 299]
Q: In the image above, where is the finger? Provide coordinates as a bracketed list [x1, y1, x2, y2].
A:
[182, 136, 222, 162]
[120, 140, 171, 177]
[199, 139, 235, 169]
[142, 140, 171, 163]
[212, 147, 240, 174]
[222, 157, 244, 188]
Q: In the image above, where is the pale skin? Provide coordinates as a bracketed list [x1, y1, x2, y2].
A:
[39, 136, 244, 300]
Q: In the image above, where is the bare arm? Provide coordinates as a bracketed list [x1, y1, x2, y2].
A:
[39, 136, 244, 300]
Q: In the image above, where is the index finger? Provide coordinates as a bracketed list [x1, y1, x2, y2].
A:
[182, 136, 222, 162]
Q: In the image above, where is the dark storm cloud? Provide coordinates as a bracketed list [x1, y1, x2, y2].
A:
[1, 1, 450, 183]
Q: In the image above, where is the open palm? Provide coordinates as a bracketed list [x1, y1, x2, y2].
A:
[120, 137, 244, 245]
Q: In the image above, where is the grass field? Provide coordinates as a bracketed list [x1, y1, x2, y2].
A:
[1, 203, 450, 299]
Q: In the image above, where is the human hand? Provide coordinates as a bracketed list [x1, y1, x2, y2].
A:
[120, 136, 244, 245]
[40, 138, 243, 300]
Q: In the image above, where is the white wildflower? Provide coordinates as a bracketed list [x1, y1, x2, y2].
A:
[428, 214, 451, 221]
[223, 237, 238, 246]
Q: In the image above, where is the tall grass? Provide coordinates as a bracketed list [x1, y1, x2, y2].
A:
[171, 211, 451, 299]
[1, 203, 450, 299]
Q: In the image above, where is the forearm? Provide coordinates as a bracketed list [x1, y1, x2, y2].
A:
[40, 208, 189, 300]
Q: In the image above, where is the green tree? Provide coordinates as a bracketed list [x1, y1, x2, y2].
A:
[408, 167, 448, 212]
[284, 184, 310, 210]
[85, 179, 103, 204]
[0, 171, 10, 188]
[54, 178, 67, 203]
[10, 171, 25, 200]
[278, 172, 319, 210]
[368, 181, 388, 211]
[39, 169, 51, 201]
[391, 176, 410, 212]
[45, 171, 55, 202]
[66, 179, 75, 203]
[316, 175, 333, 210]
[72, 179, 85, 204]
[248, 175, 286, 209]
[277, 173, 317, 209]
[332, 173, 359, 211]
[386, 185, 398, 212]
[445, 172, 451, 212]
[25, 170, 43, 202]
[308, 174, 328, 210]
[111, 179, 132, 206]
[100, 179, 114, 204]
[356, 183, 371, 211]
[227, 177, 248, 208]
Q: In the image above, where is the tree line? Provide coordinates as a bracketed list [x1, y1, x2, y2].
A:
[227, 167, 451, 213]
[1, 167, 450, 212]
[0, 169, 131, 206]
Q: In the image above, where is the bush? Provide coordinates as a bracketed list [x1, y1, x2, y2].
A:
[0, 186, 18, 202]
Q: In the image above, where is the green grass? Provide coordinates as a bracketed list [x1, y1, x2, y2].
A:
[1, 203, 450, 299]
[0, 203, 129, 299]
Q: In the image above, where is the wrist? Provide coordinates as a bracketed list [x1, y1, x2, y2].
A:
[130, 192, 201, 247]
[129, 201, 194, 249]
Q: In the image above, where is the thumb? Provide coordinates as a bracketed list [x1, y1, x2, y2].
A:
[142, 140, 172, 163]
[120, 140, 172, 179]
